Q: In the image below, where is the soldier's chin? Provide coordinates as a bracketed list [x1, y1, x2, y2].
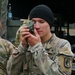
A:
[38, 34, 43, 38]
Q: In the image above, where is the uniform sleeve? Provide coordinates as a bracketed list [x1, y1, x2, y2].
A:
[14, 20, 28, 47]
[0, 38, 19, 75]
[14, 26, 22, 47]
[7, 43, 27, 75]
[30, 42, 74, 75]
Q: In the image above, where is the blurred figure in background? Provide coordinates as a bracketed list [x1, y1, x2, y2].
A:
[0, 21, 21, 75]
[0, 0, 8, 39]
[14, 19, 28, 47]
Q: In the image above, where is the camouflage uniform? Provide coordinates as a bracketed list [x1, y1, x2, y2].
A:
[14, 19, 28, 47]
[7, 32, 74, 75]
[0, 37, 18, 75]
[0, 0, 8, 38]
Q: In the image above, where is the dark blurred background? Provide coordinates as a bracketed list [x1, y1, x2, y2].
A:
[8, 0, 75, 45]
[9, 0, 75, 23]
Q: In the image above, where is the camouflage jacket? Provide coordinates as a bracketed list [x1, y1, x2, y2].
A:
[7, 34, 74, 75]
[0, 0, 8, 38]
[0, 37, 17, 75]
[14, 19, 28, 47]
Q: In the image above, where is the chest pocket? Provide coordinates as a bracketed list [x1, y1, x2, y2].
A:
[44, 40, 59, 60]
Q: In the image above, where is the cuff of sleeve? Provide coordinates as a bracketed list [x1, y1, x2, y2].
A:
[18, 42, 27, 53]
[30, 42, 42, 53]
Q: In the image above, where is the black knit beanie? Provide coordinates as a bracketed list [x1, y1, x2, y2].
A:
[29, 4, 54, 28]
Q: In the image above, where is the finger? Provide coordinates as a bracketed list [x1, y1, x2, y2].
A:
[21, 26, 29, 32]
[21, 32, 30, 37]
[34, 29, 39, 37]
[21, 34, 30, 42]
[23, 34, 30, 39]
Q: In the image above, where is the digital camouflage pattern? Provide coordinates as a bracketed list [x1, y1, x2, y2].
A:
[0, 0, 8, 38]
[0, 37, 17, 75]
[7, 33, 74, 75]
[14, 19, 28, 47]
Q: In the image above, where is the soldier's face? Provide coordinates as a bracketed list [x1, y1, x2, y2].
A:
[32, 18, 51, 38]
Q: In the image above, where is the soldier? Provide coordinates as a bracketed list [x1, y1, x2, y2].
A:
[0, 21, 22, 75]
[7, 4, 74, 75]
[0, 0, 8, 38]
[14, 19, 28, 47]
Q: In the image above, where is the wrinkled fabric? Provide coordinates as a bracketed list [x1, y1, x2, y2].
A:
[7, 33, 74, 75]
[0, 37, 18, 75]
[14, 19, 28, 47]
[0, 0, 8, 38]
